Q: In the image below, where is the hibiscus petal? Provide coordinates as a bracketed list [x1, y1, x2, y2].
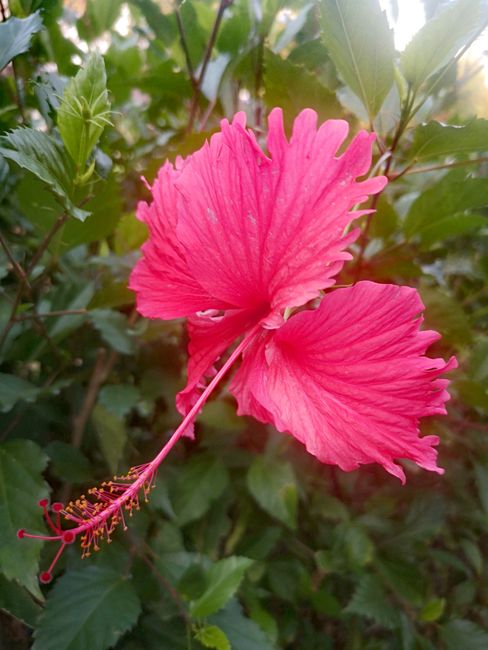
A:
[175, 109, 387, 318]
[129, 162, 230, 319]
[231, 282, 456, 482]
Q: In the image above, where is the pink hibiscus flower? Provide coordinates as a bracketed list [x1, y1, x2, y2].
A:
[19, 108, 456, 582]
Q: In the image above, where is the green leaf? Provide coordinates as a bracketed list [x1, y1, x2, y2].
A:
[98, 384, 140, 418]
[32, 566, 141, 650]
[345, 574, 399, 629]
[247, 455, 298, 529]
[194, 624, 231, 650]
[92, 404, 127, 474]
[0, 574, 42, 628]
[419, 286, 472, 348]
[440, 619, 488, 650]
[57, 53, 111, 171]
[171, 455, 229, 526]
[263, 49, 342, 130]
[404, 171, 488, 246]
[0, 128, 88, 221]
[319, 0, 394, 118]
[78, 0, 122, 39]
[419, 597, 445, 622]
[190, 557, 253, 618]
[45, 441, 93, 484]
[209, 600, 274, 650]
[409, 119, 488, 161]
[474, 462, 488, 515]
[0, 440, 48, 595]
[0, 372, 40, 413]
[0, 11, 43, 72]
[400, 0, 488, 91]
[90, 309, 135, 354]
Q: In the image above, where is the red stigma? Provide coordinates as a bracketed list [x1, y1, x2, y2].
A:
[38, 498, 49, 508]
[39, 571, 52, 584]
[17, 529, 25, 539]
[63, 531, 75, 544]
[52, 502, 64, 513]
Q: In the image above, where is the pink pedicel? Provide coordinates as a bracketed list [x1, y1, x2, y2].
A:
[20, 109, 455, 582]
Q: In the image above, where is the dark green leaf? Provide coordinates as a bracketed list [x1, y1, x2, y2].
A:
[98, 384, 140, 418]
[345, 574, 399, 629]
[0, 11, 43, 72]
[45, 441, 93, 484]
[90, 309, 135, 354]
[0, 574, 42, 628]
[400, 0, 488, 91]
[171, 456, 229, 526]
[79, 0, 122, 39]
[57, 53, 111, 171]
[440, 619, 488, 650]
[32, 566, 141, 650]
[247, 455, 297, 529]
[419, 287, 472, 348]
[0, 440, 48, 596]
[0, 373, 40, 413]
[263, 49, 342, 130]
[319, 0, 394, 117]
[409, 119, 488, 161]
[92, 404, 127, 474]
[0, 128, 88, 220]
[209, 600, 274, 650]
[190, 557, 253, 618]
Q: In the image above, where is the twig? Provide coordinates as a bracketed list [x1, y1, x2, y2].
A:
[14, 309, 87, 321]
[186, 0, 232, 133]
[27, 213, 68, 275]
[391, 155, 488, 180]
[0, 0, 6, 21]
[175, 3, 196, 87]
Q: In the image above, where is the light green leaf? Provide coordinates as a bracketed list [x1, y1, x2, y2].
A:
[0, 440, 49, 595]
[171, 455, 229, 526]
[190, 557, 254, 619]
[345, 574, 399, 629]
[209, 600, 275, 650]
[319, 0, 394, 118]
[0, 372, 40, 413]
[419, 597, 446, 622]
[264, 49, 342, 130]
[194, 624, 231, 650]
[404, 171, 488, 246]
[79, 0, 123, 38]
[90, 309, 134, 354]
[0, 574, 42, 628]
[440, 619, 488, 650]
[400, 0, 488, 91]
[32, 566, 141, 650]
[57, 53, 111, 171]
[0, 11, 43, 72]
[0, 128, 88, 221]
[92, 404, 127, 474]
[247, 455, 298, 529]
[409, 119, 488, 161]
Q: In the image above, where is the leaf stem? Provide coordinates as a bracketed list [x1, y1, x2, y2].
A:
[391, 155, 488, 180]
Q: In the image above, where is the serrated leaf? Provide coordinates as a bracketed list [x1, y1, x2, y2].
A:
[32, 566, 141, 650]
[440, 619, 488, 650]
[171, 455, 229, 526]
[400, 0, 488, 91]
[404, 171, 488, 246]
[190, 557, 253, 618]
[263, 49, 342, 130]
[0, 574, 42, 628]
[0, 440, 48, 595]
[92, 404, 127, 474]
[0, 372, 40, 412]
[247, 455, 297, 529]
[209, 600, 274, 650]
[0, 128, 88, 221]
[194, 624, 231, 650]
[345, 574, 399, 629]
[319, 0, 394, 118]
[409, 119, 488, 161]
[0, 11, 43, 72]
[90, 309, 134, 354]
[57, 53, 111, 171]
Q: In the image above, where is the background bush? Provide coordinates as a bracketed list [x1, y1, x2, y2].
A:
[1, 0, 488, 648]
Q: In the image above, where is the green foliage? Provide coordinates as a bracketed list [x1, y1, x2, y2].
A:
[1, 1, 488, 648]
[319, 0, 395, 118]
[0, 11, 43, 72]
[32, 567, 141, 650]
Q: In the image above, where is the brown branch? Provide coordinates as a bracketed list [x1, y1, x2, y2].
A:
[0, 231, 27, 284]
[175, 3, 196, 87]
[186, 0, 232, 134]
[391, 155, 488, 180]
[27, 213, 68, 275]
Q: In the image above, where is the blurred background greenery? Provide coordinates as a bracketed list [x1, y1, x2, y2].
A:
[0, 0, 488, 648]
